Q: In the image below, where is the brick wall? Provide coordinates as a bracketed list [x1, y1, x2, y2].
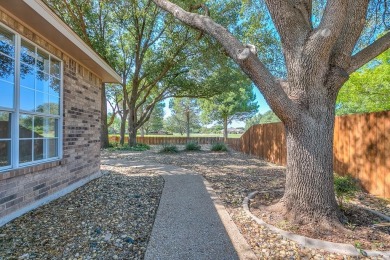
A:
[0, 10, 102, 218]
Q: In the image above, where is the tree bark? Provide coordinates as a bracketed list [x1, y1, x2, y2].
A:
[128, 102, 138, 147]
[223, 116, 228, 143]
[119, 82, 128, 146]
[140, 126, 145, 137]
[119, 114, 126, 145]
[277, 104, 343, 227]
[186, 110, 190, 138]
[100, 83, 110, 148]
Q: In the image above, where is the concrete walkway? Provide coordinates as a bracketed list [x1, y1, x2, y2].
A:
[101, 158, 256, 260]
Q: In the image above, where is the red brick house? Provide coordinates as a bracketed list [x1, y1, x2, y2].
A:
[0, 0, 121, 226]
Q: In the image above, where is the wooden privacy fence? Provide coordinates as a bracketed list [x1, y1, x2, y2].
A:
[229, 111, 390, 198]
[109, 136, 225, 145]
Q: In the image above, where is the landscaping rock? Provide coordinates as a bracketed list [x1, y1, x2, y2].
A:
[0, 165, 163, 260]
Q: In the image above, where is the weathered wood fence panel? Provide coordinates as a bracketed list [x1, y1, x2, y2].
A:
[228, 111, 390, 198]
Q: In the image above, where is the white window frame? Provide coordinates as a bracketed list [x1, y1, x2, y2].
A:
[0, 23, 63, 172]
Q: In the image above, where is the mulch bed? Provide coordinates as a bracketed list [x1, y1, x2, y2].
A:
[0, 166, 163, 260]
[250, 190, 390, 251]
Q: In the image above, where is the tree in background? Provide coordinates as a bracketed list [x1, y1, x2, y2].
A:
[336, 49, 390, 115]
[140, 101, 165, 135]
[245, 110, 280, 129]
[107, 114, 121, 134]
[154, 0, 390, 228]
[200, 85, 258, 141]
[46, 0, 237, 147]
[165, 98, 201, 137]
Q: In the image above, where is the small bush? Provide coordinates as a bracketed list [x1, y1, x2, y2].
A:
[185, 141, 201, 151]
[159, 143, 179, 153]
[107, 143, 150, 152]
[334, 174, 359, 208]
[210, 142, 228, 152]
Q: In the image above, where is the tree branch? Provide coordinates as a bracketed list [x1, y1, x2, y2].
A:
[152, 0, 299, 124]
[330, 0, 370, 69]
[264, 0, 312, 52]
[347, 32, 390, 74]
[306, 0, 348, 59]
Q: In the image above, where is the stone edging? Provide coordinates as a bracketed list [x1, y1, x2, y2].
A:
[243, 191, 390, 258]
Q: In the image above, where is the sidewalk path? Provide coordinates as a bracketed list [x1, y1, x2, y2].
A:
[101, 158, 256, 260]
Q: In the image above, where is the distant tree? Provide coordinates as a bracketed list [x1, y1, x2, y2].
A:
[336, 49, 390, 115]
[165, 98, 201, 137]
[141, 101, 165, 135]
[245, 110, 281, 129]
[107, 114, 121, 134]
[200, 85, 258, 141]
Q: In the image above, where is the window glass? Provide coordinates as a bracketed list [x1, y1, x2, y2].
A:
[48, 138, 58, 158]
[0, 140, 10, 167]
[0, 26, 62, 170]
[36, 71, 49, 92]
[34, 139, 44, 161]
[35, 91, 49, 114]
[20, 63, 35, 88]
[19, 139, 32, 163]
[43, 118, 58, 138]
[49, 77, 60, 96]
[0, 54, 15, 83]
[21, 40, 35, 66]
[0, 112, 10, 138]
[49, 96, 60, 115]
[0, 81, 14, 108]
[20, 87, 35, 111]
[36, 49, 49, 73]
[33, 116, 44, 137]
[19, 114, 33, 138]
[0, 26, 14, 57]
[50, 57, 60, 78]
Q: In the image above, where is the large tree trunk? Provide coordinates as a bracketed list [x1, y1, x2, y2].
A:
[119, 113, 127, 145]
[223, 116, 228, 142]
[186, 111, 190, 138]
[100, 83, 110, 148]
[119, 82, 128, 146]
[271, 63, 344, 227]
[277, 107, 342, 227]
[128, 104, 137, 147]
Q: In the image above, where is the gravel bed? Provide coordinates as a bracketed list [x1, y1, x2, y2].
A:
[107, 145, 389, 259]
[0, 166, 164, 260]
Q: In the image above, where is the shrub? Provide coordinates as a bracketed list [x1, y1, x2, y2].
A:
[185, 141, 201, 151]
[107, 143, 150, 152]
[210, 142, 228, 152]
[334, 174, 359, 208]
[159, 143, 179, 153]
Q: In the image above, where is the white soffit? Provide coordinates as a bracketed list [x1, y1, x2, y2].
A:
[0, 0, 121, 83]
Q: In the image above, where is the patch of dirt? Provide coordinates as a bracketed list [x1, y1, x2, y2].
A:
[250, 191, 390, 251]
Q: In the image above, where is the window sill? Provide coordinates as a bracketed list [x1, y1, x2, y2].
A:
[0, 160, 63, 181]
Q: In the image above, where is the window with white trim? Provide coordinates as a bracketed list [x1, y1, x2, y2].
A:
[0, 25, 62, 171]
